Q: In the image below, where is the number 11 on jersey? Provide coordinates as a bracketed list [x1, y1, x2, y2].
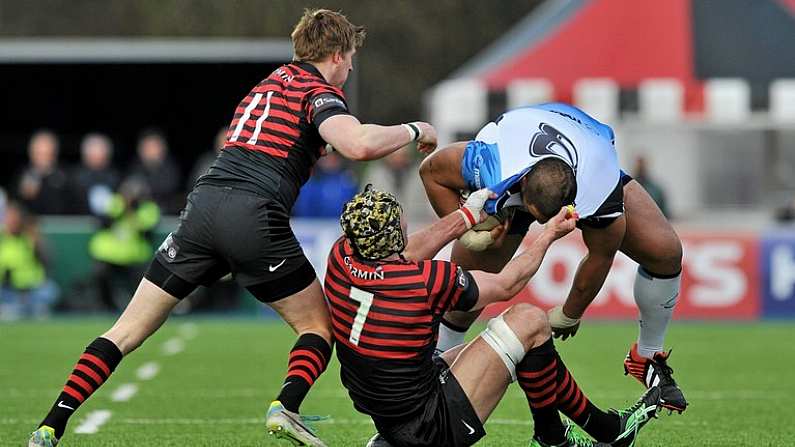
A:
[348, 287, 374, 346]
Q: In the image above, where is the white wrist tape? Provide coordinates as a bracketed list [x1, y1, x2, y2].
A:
[479, 315, 526, 382]
[548, 305, 580, 327]
[401, 123, 421, 141]
[457, 208, 477, 229]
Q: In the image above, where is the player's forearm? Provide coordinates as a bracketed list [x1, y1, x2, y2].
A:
[403, 211, 469, 261]
[345, 124, 416, 161]
[495, 231, 556, 300]
[564, 255, 613, 318]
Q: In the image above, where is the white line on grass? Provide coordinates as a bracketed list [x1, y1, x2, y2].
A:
[178, 322, 199, 339]
[135, 362, 160, 380]
[110, 383, 139, 402]
[161, 337, 185, 355]
[115, 417, 710, 427]
[73, 410, 112, 434]
[0, 416, 713, 428]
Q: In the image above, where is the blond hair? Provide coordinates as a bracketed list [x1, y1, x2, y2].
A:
[291, 8, 366, 62]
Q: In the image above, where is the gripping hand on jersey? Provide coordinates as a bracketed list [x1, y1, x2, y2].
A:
[458, 189, 508, 251]
[457, 188, 494, 229]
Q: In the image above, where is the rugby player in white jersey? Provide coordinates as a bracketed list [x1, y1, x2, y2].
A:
[420, 102, 687, 413]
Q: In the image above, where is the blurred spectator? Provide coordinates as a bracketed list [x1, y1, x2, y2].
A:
[71, 133, 120, 215]
[188, 127, 227, 189]
[16, 130, 69, 215]
[127, 129, 182, 214]
[0, 201, 58, 320]
[633, 155, 669, 218]
[361, 145, 436, 222]
[292, 152, 358, 218]
[86, 178, 160, 311]
[0, 187, 7, 222]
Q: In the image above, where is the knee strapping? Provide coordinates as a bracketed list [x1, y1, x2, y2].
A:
[479, 315, 526, 382]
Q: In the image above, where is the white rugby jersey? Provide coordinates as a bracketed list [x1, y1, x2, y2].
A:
[468, 103, 621, 219]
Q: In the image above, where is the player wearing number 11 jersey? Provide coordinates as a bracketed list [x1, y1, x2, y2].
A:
[29, 9, 438, 447]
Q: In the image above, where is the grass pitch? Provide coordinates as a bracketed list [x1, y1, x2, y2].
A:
[2, 318, 793, 446]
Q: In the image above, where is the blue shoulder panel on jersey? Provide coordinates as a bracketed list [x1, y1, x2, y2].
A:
[461, 141, 501, 191]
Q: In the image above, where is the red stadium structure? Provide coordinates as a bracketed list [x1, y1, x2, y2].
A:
[454, 0, 795, 111]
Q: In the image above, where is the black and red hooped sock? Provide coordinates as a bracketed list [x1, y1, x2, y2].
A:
[40, 337, 123, 438]
[276, 333, 332, 413]
[553, 352, 619, 442]
[517, 338, 620, 443]
[516, 338, 567, 445]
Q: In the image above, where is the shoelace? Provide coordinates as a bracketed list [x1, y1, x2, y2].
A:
[653, 349, 675, 377]
[564, 425, 596, 447]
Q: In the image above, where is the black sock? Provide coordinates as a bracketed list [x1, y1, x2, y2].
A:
[276, 333, 332, 413]
[516, 338, 567, 445]
[40, 337, 123, 438]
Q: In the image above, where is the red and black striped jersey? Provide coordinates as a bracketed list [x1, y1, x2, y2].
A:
[324, 237, 478, 419]
[198, 62, 350, 207]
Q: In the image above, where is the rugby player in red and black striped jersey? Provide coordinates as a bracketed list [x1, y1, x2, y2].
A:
[29, 9, 437, 447]
[327, 186, 662, 447]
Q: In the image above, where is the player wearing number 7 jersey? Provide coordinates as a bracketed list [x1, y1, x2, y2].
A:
[29, 9, 437, 447]
[325, 186, 661, 447]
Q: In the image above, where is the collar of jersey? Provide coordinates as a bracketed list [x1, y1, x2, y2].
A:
[292, 61, 324, 79]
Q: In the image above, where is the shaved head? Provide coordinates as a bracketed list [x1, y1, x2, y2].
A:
[521, 158, 576, 222]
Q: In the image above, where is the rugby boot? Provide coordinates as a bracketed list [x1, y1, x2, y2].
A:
[365, 432, 394, 447]
[611, 386, 662, 447]
[529, 425, 611, 447]
[266, 400, 328, 447]
[623, 342, 688, 413]
[28, 425, 58, 447]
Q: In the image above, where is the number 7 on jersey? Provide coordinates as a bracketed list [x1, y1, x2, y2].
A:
[348, 287, 374, 345]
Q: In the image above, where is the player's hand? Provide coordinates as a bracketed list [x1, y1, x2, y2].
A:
[544, 205, 578, 241]
[413, 122, 437, 154]
[548, 305, 581, 341]
[459, 188, 495, 228]
[489, 219, 511, 248]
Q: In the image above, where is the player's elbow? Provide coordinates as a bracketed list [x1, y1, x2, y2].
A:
[343, 138, 385, 161]
[419, 153, 436, 182]
[335, 141, 370, 161]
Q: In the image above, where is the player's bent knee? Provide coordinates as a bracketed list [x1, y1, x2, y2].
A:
[503, 303, 551, 344]
[640, 233, 683, 276]
[479, 315, 527, 382]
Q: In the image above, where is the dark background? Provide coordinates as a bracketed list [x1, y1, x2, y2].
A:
[0, 62, 278, 184]
[0, 0, 543, 189]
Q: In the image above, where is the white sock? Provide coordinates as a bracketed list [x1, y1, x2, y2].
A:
[634, 267, 681, 359]
[435, 319, 468, 355]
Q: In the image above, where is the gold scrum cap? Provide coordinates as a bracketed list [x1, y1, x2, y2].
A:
[340, 184, 405, 260]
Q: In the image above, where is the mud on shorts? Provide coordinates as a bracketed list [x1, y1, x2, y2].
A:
[145, 184, 316, 302]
